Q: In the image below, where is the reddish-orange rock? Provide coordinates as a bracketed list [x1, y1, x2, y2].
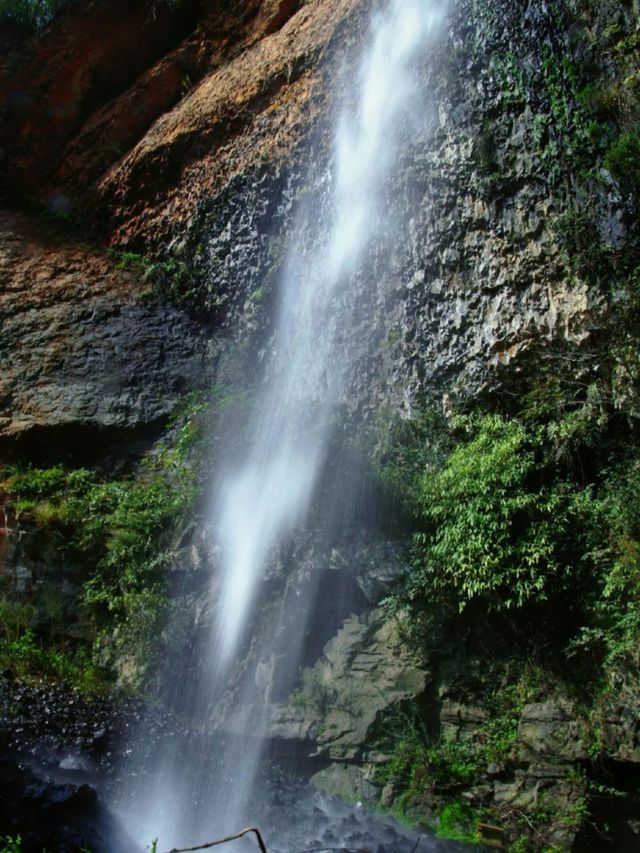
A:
[1, 0, 362, 249]
[0, 0, 199, 203]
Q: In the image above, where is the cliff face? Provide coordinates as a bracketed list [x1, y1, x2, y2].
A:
[2, 0, 640, 850]
[0, 0, 374, 448]
[0, 211, 215, 447]
[0, 0, 604, 445]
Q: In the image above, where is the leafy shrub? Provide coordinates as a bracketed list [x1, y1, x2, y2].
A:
[0, 599, 34, 643]
[0, 391, 213, 687]
[380, 389, 640, 682]
[377, 404, 452, 524]
[404, 415, 592, 613]
[3, 464, 93, 501]
[605, 132, 640, 194]
[79, 472, 197, 673]
[373, 684, 523, 824]
[0, 628, 102, 690]
[570, 457, 640, 667]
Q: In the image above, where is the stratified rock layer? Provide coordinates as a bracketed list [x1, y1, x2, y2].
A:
[0, 212, 214, 443]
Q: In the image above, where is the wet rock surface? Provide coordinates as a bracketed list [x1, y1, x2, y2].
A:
[2, 0, 606, 438]
[270, 608, 428, 760]
[0, 677, 137, 763]
[0, 0, 613, 453]
[252, 775, 473, 853]
[0, 676, 141, 851]
[0, 674, 473, 853]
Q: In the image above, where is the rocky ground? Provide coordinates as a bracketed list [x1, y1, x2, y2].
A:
[0, 674, 141, 851]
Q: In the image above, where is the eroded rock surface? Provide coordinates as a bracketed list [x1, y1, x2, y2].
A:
[270, 609, 428, 760]
[0, 212, 215, 444]
[0, 0, 610, 446]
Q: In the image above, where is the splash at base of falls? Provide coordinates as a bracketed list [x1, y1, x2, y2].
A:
[112, 727, 473, 853]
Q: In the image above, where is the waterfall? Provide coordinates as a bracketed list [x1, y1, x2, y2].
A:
[122, 0, 445, 848]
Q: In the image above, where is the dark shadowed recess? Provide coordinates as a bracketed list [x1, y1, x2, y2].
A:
[0, 420, 169, 471]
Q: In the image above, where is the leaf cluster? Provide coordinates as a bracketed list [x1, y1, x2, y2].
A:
[396, 414, 598, 615]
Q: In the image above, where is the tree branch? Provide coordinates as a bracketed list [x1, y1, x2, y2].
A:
[163, 826, 268, 853]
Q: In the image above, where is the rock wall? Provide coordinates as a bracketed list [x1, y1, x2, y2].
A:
[0, 0, 610, 448]
[0, 212, 215, 450]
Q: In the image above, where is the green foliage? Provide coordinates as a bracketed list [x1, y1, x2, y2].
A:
[112, 251, 153, 275]
[0, 599, 34, 643]
[377, 404, 452, 522]
[578, 82, 618, 121]
[382, 377, 640, 681]
[375, 2, 640, 843]
[374, 680, 524, 823]
[435, 801, 480, 844]
[109, 250, 198, 309]
[79, 474, 191, 668]
[75, 396, 208, 673]
[0, 628, 103, 690]
[0, 0, 76, 30]
[402, 414, 592, 613]
[0, 390, 214, 687]
[551, 207, 613, 287]
[604, 131, 640, 194]
[3, 464, 93, 501]
[539, 50, 606, 165]
[588, 780, 626, 799]
[570, 457, 640, 668]
[3, 464, 97, 526]
[494, 52, 527, 109]
[494, 45, 609, 179]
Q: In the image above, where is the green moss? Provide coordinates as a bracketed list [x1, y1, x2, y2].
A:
[435, 801, 481, 844]
[494, 52, 528, 110]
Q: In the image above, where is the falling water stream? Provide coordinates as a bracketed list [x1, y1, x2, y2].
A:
[121, 0, 448, 849]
